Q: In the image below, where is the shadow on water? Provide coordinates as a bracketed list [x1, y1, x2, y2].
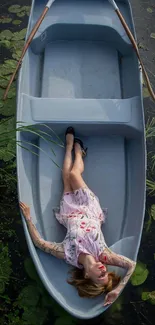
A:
[0, 0, 155, 324]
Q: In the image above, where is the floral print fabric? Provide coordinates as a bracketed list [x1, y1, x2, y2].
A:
[55, 188, 107, 268]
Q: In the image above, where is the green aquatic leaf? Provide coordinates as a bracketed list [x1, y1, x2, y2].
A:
[4, 59, 17, 69]
[0, 244, 12, 293]
[142, 291, 155, 305]
[0, 78, 8, 89]
[0, 88, 4, 99]
[17, 11, 26, 17]
[0, 40, 11, 49]
[0, 128, 16, 160]
[151, 204, 155, 220]
[17, 285, 40, 308]
[150, 33, 155, 39]
[7, 87, 16, 99]
[131, 262, 149, 286]
[12, 50, 22, 60]
[0, 30, 13, 40]
[10, 39, 24, 51]
[21, 5, 31, 13]
[12, 28, 27, 41]
[8, 5, 21, 13]
[0, 63, 15, 76]
[147, 7, 153, 13]
[22, 306, 48, 325]
[0, 101, 4, 109]
[24, 258, 40, 282]
[0, 97, 16, 117]
[0, 17, 12, 23]
[12, 19, 22, 25]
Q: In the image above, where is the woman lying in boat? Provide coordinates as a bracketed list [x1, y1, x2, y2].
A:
[19, 127, 136, 306]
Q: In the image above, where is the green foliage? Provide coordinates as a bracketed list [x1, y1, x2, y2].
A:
[8, 5, 30, 16]
[0, 117, 16, 162]
[0, 30, 13, 40]
[12, 20, 22, 25]
[0, 243, 12, 293]
[8, 5, 22, 13]
[12, 28, 27, 41]
[142, 291, 155, 305]
[16, 285, 40, 308]
[0, 39, 11, 48]
[0, 17, 12, 23]
[131, 262, 149, 286]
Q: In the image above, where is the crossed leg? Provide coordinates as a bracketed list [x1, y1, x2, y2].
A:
[62, 133, 74, 193]
[62, 132, 88, 193]
[70, 142, 88, 191]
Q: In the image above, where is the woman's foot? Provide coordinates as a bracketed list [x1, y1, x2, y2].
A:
[74, 138, 87, 157]
[65, 127, 75, 150]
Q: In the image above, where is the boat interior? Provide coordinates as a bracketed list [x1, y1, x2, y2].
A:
[17, 0, 146, 318]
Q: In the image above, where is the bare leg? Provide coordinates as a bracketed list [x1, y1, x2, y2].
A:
[62, 133, 74, 193]
[70, 143, 88, 191]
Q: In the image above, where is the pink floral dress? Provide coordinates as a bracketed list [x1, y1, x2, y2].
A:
[55, 188, 107, 268]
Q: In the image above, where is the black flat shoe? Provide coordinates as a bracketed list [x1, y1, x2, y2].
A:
[74, 138, 87, 157]
[65, 126, 75, 137]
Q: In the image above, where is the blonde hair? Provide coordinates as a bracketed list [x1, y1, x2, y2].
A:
[68, 268, 120, 298]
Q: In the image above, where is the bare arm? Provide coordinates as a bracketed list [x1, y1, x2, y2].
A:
[19, 202, 64, 260]
[100, 247, 136, 292]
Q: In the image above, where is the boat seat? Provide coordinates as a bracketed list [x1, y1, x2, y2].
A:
[31, 24, 132, 56]
[21, 94, 142, 134]
[31, 0, 133, 55]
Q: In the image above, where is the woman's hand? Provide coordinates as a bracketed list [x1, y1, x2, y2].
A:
[104, 289, 119, 306]
[19, 202, 31, 222]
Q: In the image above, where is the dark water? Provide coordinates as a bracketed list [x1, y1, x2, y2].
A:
[0, 0, 155, 324]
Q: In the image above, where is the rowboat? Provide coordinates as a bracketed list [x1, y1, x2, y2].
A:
[17, 0, 146, 319]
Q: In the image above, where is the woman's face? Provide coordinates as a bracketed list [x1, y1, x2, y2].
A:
[86, 262, 109, 285]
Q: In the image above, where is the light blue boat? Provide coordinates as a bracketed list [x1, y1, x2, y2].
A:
[17, 0, 146, 319]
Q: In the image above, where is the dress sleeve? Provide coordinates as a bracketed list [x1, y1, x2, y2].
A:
[26, 218, 64, 259]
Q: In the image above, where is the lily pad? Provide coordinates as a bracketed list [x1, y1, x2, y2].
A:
[12, 28, 27, 41]
[8, 5, 21, 13]
[142, 291, 155, 305]
[17, 285, 40, 308]
[17, 12, 26, 17]
[21, 6, 31, 12]
[7, 87, 16, 99]
[10, 40, 25, 51]
[4, 59, 17, 69]
[0, 101, 4, 109]
[12, 50, 22, 60]
[0, 98, 16, 117]
[0, 17, 12, 23]
[0, 78, 8, 89]
[0, 63, 15, 76]
[150, 33, 155, 39]
[24, 258, 40, 283]
[0, 40, 11, 49]
[0, 88, 4, 99]
[131, 262, 149, 286]
[12, 19, 22, 25]
[0, 30, 13, 40]
[147, 7, 153, 13]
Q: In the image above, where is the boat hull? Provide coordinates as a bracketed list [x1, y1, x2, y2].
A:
[17, 0, 146, 319]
